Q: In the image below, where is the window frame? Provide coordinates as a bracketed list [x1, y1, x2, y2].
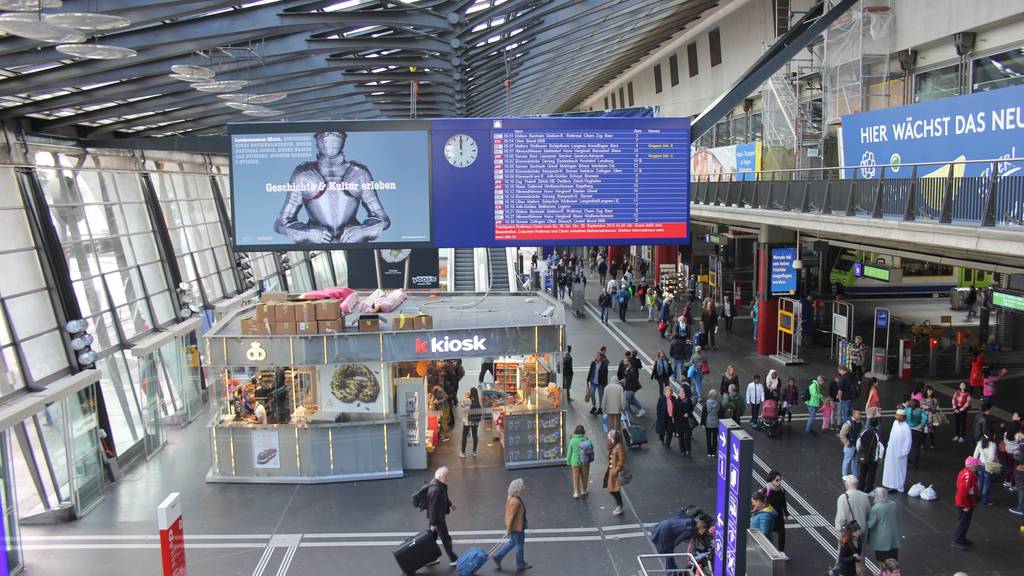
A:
[709, 28, 722, 67]
[654, 63, 663, 94]
[669, 54, 680, 86]
[687, 42, 699, 78]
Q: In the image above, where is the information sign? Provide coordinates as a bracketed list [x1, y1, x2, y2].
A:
[862, 264, 891, 282]
[725, 429, 753, 576]
[992, 289, 1024, 312]
[770, 248, 797, 294]
[158, 492, 188, 576]
[875, 308, 890, 329]
[712, 420, 738, 576]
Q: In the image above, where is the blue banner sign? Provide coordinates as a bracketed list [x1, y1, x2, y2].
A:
[725, 429, 753, 576]
[770, 247, 797, 294]
[841, 83, 1024, 180]
[875, 308, 890, 329]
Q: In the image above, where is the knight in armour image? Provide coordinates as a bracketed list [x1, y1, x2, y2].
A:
[274, 131, 391, 243]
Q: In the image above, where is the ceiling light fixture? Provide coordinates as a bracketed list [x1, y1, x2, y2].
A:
[243, 108, 284, 117]
[191, 80, 248, 92]
[56, 43, 136, 59]
[0, 0, 62, 10]
[218, 92, 287, 104]
[0, 13, 85, 43]
[170, 64, 215, 80]
[44, 12, 130, 31]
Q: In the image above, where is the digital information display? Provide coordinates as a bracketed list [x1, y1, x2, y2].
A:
[229, 121, 432, 250]
[230, 117, 690, 250]
[993, 289, 1024, 312]
[862, 264, 891, 282]
[770, 247, 797, 294]
[491, 126, 689, 242]
[726, 429, 753, 576]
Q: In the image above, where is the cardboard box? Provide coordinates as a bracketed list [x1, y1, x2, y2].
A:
[295, 321, 318, 335]
[260, 291, 288, 302]
[240, 316, 271, 335]
[271, 321, 295, 335]
[254, 303, 275, 322]
[359, 314, 381, 332]
[318, 319, 344, 334]
[273, 302, 296, 323]
[294, 301, 317, 323]
[315, 299, 342, 321]
[393, 313, 418, 331]
[414, 313, 434, 330]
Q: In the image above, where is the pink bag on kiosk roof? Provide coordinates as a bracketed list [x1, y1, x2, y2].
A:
[300, 287, 354, 301]
[339, 292, 360, 315]
[374, 289, 407, 313]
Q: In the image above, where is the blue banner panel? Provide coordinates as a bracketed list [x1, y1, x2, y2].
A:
[770, 247, 797, 294]
[840, 84, 1024, 179]
[229, 117, 690, 250]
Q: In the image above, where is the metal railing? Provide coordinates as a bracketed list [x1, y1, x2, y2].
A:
[637, 553, 707, 576]
[692, 158, 1024, 227]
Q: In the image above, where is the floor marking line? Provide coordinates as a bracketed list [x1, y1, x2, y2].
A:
[19, 534, 272, 542]
[275, 546, 297, 576]
[251, 544, 275, 576]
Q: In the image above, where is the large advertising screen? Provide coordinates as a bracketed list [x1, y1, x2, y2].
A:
[229, 117, 690, 249]
[230, 121, 432, 250]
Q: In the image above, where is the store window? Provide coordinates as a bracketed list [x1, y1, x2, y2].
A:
[611, 91, 617, 109]
[669, 54, 680, 86]
[654, 63, 663, 94]
[972, 46, 1024, 92]
[751, 112, 763, 142]
[913, 64, 960, 103]
[603, 96, 608, 109]
[285, 251, 314, 292]
[310, 252, 335, 287]
[97, 351, 144, 455]
[0, 168, 69, 392]
[687, 42, 699, 78]
[714, 119, 731, 147]
[730, 115, 747, 144]
[627, 81, 635, 106]
[709, 28, 722, 66]
[619, 86, 625, 108]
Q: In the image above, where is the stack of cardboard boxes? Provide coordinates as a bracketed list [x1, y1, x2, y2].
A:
[240, 292, 345, 335]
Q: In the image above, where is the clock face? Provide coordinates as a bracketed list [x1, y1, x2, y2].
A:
[444, 134, 478, 167]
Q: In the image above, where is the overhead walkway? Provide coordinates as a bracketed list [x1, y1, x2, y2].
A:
[691, 158, 1024, 270]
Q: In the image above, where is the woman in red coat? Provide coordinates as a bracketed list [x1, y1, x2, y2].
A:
[969, 351, 985, 399]
[951, 456, 979, 549]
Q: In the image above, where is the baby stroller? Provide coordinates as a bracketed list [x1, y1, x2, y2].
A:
[759, 399, 780, 438]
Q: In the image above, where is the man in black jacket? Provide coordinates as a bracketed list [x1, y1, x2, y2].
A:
[618, 351, 645, 417]
[670, 333, 689, 382]
[426, 466, 459, 566]
[586, 352, 609, 414]
[562, 345, 574, 402]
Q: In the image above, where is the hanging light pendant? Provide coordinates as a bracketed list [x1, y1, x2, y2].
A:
[0, 13, 85, 43]
[56, 43, 136, 59]
[192, 80, 248, 92]
[0, 0, 62, 10]
[44, 12, 130, 31]
[218, 92, 287, 104]
[170, 64, 215, 80]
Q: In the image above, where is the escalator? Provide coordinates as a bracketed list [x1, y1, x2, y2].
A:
[488, 248, 509, 292]
[453, 248, 476, 291]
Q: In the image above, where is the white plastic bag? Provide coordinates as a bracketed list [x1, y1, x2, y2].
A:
[908, 482, 925, 498]
[920, 485, 937, 501]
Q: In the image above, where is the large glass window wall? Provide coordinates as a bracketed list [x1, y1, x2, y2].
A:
[973, 46, 1024, 93]
[0, 168, 70, 393]
[38, 168, 176, 349]
[150, 173, 237, 304]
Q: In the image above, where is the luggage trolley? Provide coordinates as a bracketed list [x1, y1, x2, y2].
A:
[570, 288, 586, 318]
[637, 553, 706, 576]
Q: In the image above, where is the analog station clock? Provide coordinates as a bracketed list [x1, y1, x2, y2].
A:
[443, 133, 478, 167]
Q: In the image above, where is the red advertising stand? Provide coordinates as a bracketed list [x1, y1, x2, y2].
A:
[158, 492, 187, 576]
[899, 339, 913, 381]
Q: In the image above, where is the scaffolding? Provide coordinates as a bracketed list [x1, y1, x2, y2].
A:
[822, 0, 894, 126]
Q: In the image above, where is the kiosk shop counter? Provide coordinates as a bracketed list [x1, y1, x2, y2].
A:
[202, 292, 566, 483]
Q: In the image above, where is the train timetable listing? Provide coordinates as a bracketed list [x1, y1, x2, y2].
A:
[492, 129, 689, 242]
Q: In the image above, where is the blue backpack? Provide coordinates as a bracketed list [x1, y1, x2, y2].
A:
[578, 439, 594, 463]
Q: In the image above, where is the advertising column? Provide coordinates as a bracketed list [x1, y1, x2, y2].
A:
[158, 492, 188, 576]
[755, 244, 778, 355]
[726, 429, 753, 576]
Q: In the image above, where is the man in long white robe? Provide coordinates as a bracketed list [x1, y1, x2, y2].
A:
[882, 409, 912, 492]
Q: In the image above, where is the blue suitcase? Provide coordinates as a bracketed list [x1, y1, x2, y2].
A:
[455, 541, 502, 576]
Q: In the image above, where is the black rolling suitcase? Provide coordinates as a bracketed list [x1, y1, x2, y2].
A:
[622, 412, 648, 448]
[394, 529, 441, 575]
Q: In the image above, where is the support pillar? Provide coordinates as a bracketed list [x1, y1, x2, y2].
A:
[653, 245, 677, 282]
[756, 242, 778, 355]
[607, 245, 626, 272]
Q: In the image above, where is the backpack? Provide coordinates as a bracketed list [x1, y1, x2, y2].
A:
[801, 385, 812, 403]
[857, 429, 878, 465]
[579, 439, 595, 464]
[412, 483, 430, 511]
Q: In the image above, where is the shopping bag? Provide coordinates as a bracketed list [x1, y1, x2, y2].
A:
[908, 482, 925, 498]
[920, 485, 938, 501]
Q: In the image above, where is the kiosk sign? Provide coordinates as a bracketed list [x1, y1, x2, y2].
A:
[158, 492, 187, 576]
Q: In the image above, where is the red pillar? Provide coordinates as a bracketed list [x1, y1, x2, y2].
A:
[756, 243, 778, 355]
[653, 245, 676, 281]
[607, 246, 626, 270]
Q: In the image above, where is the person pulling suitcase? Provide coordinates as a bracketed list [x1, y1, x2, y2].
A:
[426, 466, 459, 567]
